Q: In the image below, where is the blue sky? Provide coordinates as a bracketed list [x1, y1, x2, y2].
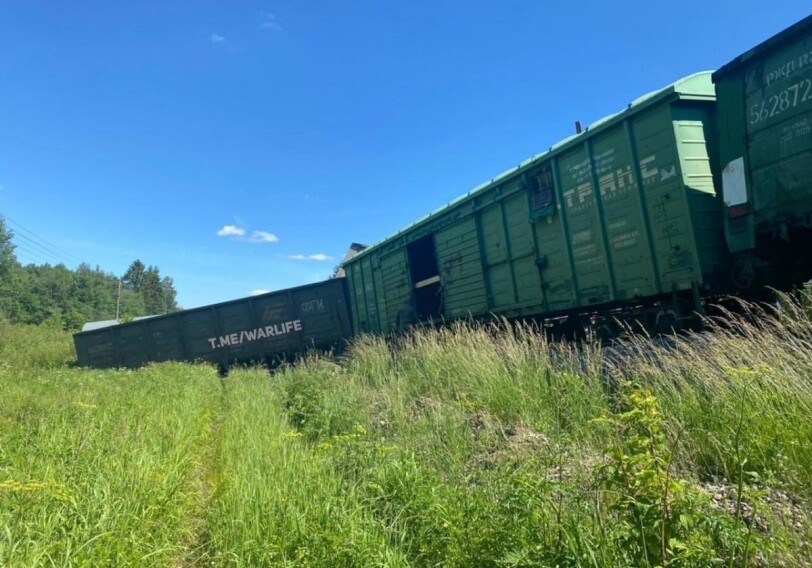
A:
[0, 2, 809, 309]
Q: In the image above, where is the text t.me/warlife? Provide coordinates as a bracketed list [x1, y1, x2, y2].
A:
[207, 319, 303, 350]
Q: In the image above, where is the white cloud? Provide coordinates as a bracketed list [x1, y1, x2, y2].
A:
[250, 289, 270, 296]
[249, 230, 279, 243]
[285, 253, 333, 262]
[210, 33, 226, 43]
[260, 13, 282, 32]
[217, 225, 279, 243]
[217, 225, 246, 237]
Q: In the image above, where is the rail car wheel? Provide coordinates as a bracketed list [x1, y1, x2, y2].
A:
[593, 321, 617, 343]
[551, 316, 590, 341]
[654, 308, 678, 334]
[732, 256, 756, 290]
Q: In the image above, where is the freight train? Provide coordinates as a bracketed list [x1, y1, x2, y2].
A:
[74, 15, 812, 369]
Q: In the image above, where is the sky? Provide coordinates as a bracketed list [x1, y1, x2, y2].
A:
[0, 2, 809, 310]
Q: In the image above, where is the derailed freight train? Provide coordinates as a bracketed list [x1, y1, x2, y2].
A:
[74, 279, 352, 369]
[343, 14, 812, 337]
[74, 15, 812, 368]
[344, 71, 726, 336]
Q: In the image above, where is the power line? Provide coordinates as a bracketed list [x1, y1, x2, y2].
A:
[12, 233, 68, 264]
[16, 254, 42, 265]
[6, 216, 81, 263]
[3, 215, 84, 264]
[13, 241, 56, 264]
[14, 249, 48, 264]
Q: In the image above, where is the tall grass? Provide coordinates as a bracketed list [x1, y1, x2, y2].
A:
[1, 294, 810, 566]
[0, 321, 221, 566]
[615, 300, 812, 494]
[0, 361, 221, 566]
[202, 367, 405, 566]
[275, 294, 812, 566]
[0, 318, 75, 369]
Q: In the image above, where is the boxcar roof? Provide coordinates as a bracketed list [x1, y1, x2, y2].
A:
[346, 71, 715, 264]
[713, 14, 812, 81]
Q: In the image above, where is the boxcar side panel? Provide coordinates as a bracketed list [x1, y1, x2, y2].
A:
[714, 76, 757, 252]
[672, 103, 728, 288]
[360, 256, 383, 333]
[371, 256, 387, 333]
[558, 146, 613, 305]
[632, 106, 701, 291]
[115, 324, 149, 367]
[744, 32, 812, 226]
[590, 122, 659, 301]
[74, 329, 118, 368]
[145, 316, 186, 363]
[345, 263, 368, 333]
[436, 217, 488, 319]
[531, 165, 578, 313]
[479, 201, 515, 310]
[503, 191, 543, 309]
[379, 249, 410, 332]
[714, 16, 812, 251]
[182, 309, 220, 360]
[291, 284, 353, 349]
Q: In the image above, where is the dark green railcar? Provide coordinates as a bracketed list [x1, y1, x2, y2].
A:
[73, 278, 353, 369]
[713, 14, 812, 288]
[343, 72, 728, 334]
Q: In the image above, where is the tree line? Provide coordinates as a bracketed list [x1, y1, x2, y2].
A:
[0, 217, 179, 330]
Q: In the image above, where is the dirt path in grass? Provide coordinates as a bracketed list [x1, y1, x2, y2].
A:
[173, 375, 227, 568]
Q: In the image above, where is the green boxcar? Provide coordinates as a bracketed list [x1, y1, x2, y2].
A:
[713, 15, 812, 256]
[74, 279, 353, 369]
[344, 72, 727, 333]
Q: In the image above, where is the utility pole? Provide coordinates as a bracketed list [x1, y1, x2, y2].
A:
[115, 278, 122, 321]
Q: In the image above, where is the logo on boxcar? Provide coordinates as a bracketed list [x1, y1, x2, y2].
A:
[300, 298, 326, 313]
[207, 319, 303, 350]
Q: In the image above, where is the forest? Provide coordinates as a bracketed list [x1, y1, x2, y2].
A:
[0, 217, 178, 331]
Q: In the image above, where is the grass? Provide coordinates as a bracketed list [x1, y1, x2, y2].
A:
[202, 366, 404, 566]
[0, 294, 810, 566]
[0, 321, 220, 565]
